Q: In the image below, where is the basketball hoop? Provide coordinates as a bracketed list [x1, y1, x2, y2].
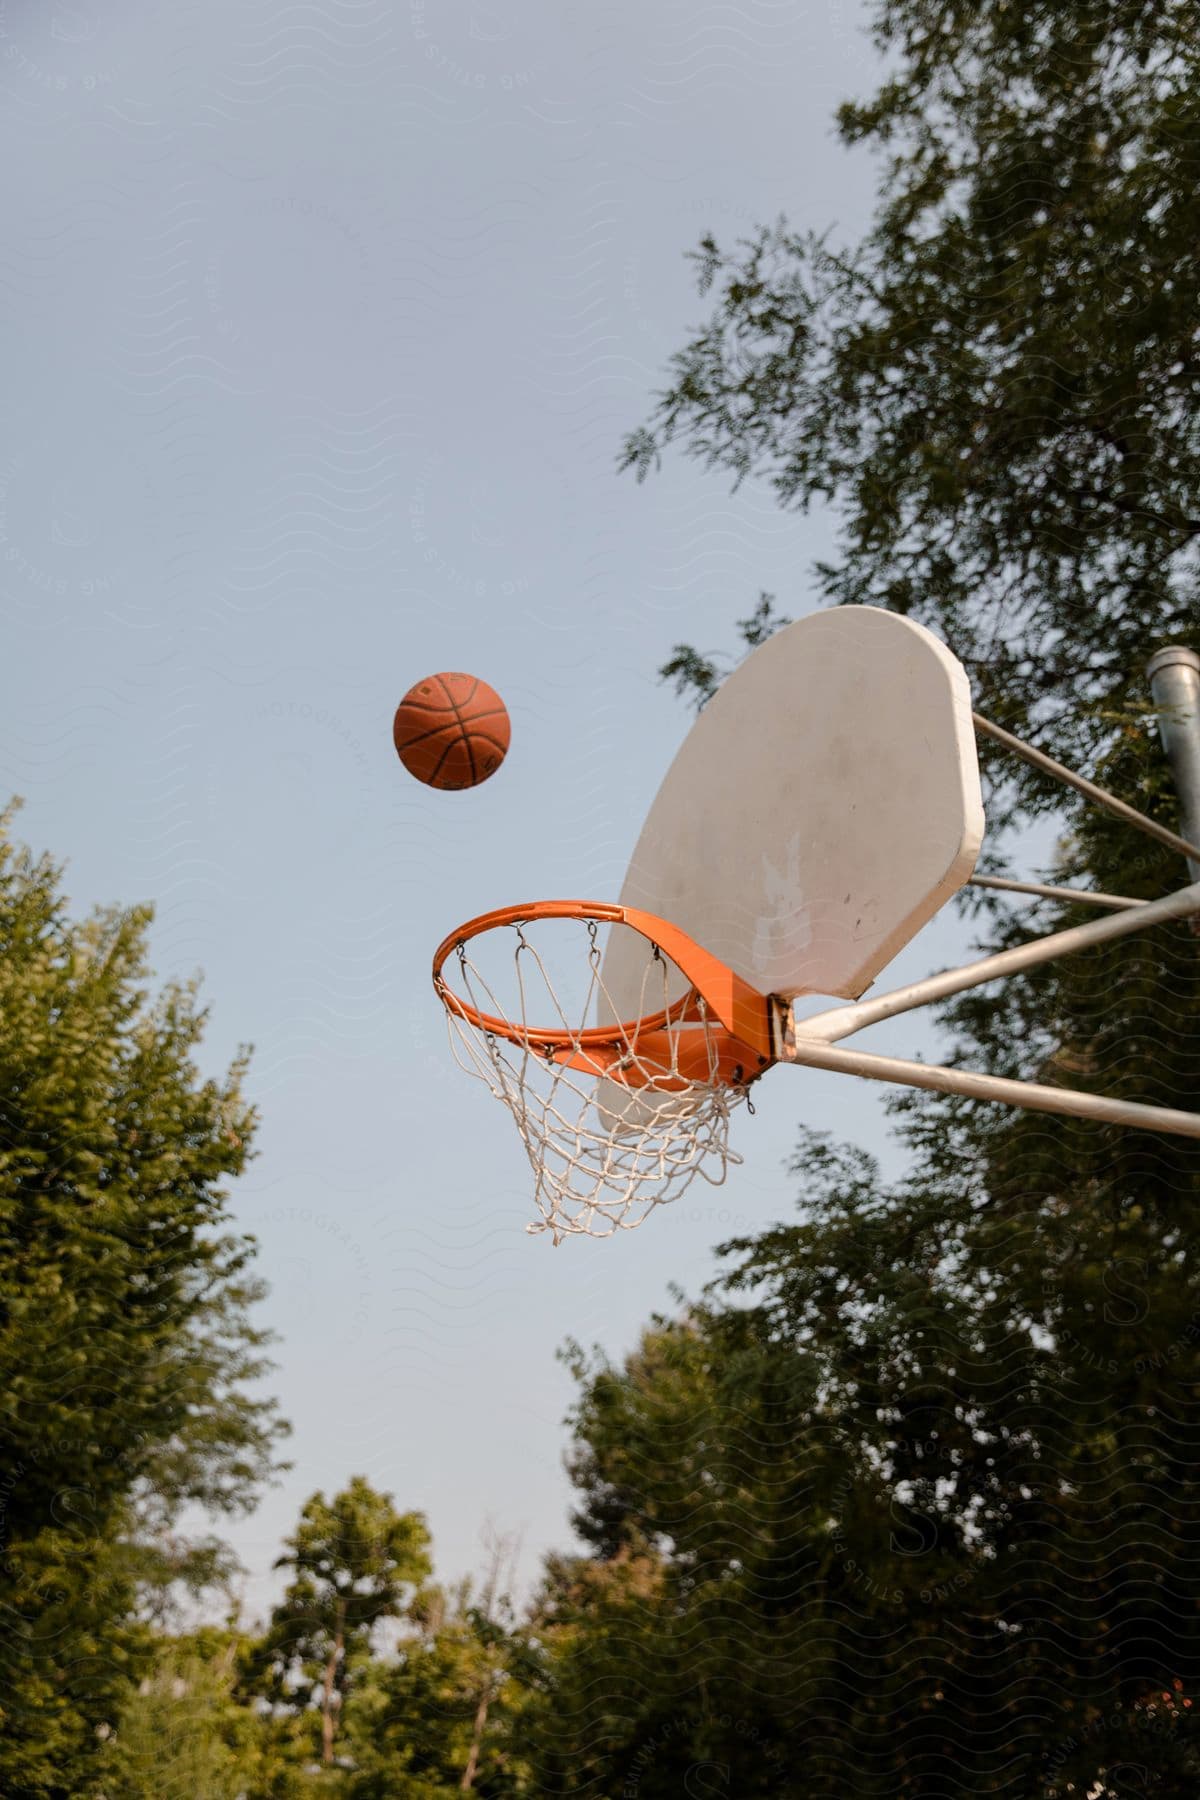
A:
[430, 620, 1200, 1244]
[432, 902, 775, 1243]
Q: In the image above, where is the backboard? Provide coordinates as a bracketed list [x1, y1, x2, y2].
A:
[602, 606, 984, 1014]
[434, 620, 1200, 1239]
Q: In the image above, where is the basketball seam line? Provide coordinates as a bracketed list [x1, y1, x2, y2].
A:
[397, 717, 508, 753]
[397, 698, 509, 722]
[435, 673, 479, 786]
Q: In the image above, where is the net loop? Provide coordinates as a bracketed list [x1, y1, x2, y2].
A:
[433, 902, 775, 1244]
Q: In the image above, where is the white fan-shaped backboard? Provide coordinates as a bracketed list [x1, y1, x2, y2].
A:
[603, 606, 983, 1013]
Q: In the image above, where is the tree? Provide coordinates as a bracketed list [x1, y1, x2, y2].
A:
[657, 592, 790, 712]
[97, 1629, 267, 1800]
[579, 2, 1200, 1789]
[521, 724, 1200, 1795]
[621, 0, 1200, 805]
[94, 1621, 332, 1800]
[344, 1540, 534, 1800]
[453, 1532, 525, 1796]
[260, 1477, 432, 1769]
[519, 1314, 830, 1797]
[0, 802, 288, 1799]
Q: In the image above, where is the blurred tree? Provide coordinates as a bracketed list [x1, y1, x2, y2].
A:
[0, 802, 288, 1799]
[257, 1477, 432, 1770]
[344, 1537, 534, 1800]
[97, 1628, 268, 1800]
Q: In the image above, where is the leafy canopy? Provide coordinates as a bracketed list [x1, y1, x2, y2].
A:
[0, 801, 287, 1799]
[622, 0, 1200, 784]
[536, 742, 1200, 1794]
[258, 1477, 433, 1768]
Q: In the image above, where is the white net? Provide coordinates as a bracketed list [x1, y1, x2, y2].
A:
[437, 914, 751, 1243]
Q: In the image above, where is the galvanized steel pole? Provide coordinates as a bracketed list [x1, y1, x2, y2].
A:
[968, 874, 1146, 912]
[792, 879, 1200, 1046]
[784, 1035, 1200, 1141]
[771, 654, 1200, 1142]
[1147, 646, 1200, 886]
[974, 710, 1200, 865]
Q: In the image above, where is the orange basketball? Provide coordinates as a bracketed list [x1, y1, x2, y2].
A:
[393, 672, 511, 790]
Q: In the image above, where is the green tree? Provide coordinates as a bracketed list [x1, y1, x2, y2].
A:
[97, 1629, 267, 1800]
[520, 1316, 826, 1797]
[576, 1, 1200, 1791]
[95, 1622, 328, 1800]
[344, 1539, 535, 1800]
[520, 729, 1200, 1795]
[260, 1477, 432, 1770]
[0, 802, 287, 1799]
[621, 0, 1200, 801]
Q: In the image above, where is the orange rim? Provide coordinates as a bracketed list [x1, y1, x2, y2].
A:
[432, 899, 775, 1072]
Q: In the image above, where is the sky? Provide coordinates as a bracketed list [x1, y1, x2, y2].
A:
[0, 0, 1015, 1620]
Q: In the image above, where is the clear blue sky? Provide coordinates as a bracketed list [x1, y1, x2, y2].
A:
[0, 0, 999, 1619]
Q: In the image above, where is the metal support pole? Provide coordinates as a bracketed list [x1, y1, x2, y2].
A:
[768, 663, 1200, 1144]
[1147, 647, 1200, 885]
[969, 875, 1146, 912]
[784, 1036, 1200, 1141]
[794, 879, 1200, 1046]
[974, 711, 1200, 866]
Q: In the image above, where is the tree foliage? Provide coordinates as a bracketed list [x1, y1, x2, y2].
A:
[346, 1568, 534, 1799]
[622, 0, 1200, 790]
[0, 802, 287, 1799]
[258, 1477, 433, 1769]
[98, 1629, 280, 1800]
[515, 698, 1200, 1797]
[532, 798, 1200, 1794]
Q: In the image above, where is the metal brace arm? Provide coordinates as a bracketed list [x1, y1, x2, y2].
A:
[779, 879, 1200, 1137]
[772, 654, 1200, 1138]
[795, 880, 1200, 1046]
[973, 712, 1200, 867]
[780, 1034, 1200, 1141]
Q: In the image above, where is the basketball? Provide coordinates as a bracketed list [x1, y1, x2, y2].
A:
[392, 672, 511, 790]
